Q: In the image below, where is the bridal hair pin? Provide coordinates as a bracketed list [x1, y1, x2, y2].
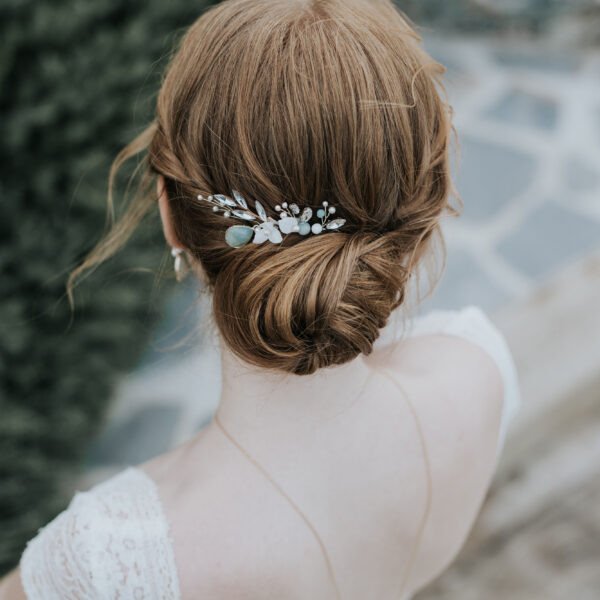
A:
[196, 190, 346, 248]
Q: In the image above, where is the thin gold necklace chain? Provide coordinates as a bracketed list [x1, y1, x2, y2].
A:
[213, 365, 432, 600]
[213, 409, 343, 600]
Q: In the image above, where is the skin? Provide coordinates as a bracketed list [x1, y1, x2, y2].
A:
[0, 177, 504, 599]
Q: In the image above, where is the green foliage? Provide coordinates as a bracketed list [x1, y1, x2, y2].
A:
[0, 0, 216, 575]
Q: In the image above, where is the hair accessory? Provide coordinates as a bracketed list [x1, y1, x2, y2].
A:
[196, 190, 346, 248]
[171, 247, 190, 282]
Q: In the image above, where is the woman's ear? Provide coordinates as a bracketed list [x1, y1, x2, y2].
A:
[157, 175, 183, 249]
[156, 175, 211, 287]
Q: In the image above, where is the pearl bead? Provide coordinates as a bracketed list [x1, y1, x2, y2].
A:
[212, 206, 219, 212]
[224, 211, 231, 217]
[275, 205, 281, 211]
[329, 206, 335, 213]
[282, 202, 288, 208]
[197, 195, 204, 200]
[311, 223, 323, 234]
[323, 201, 328, 207]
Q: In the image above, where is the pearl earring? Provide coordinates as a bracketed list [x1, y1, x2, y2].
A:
[171, 248, 190, 282]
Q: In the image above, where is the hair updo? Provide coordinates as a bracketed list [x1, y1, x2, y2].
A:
[70, 0, 456, 376]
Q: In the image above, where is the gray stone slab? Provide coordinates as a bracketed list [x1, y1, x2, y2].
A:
[453, 136, 537, 221]
[85, 404, 182, 467]
[563, 156, 600, 193]
[493, 48, 581, 73]
[417, 248, 511, 313]
[497, 201, 600, 280]
[485, 89, 559, 131]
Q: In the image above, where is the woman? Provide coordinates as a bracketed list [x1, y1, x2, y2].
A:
[2, 0, 520, 598]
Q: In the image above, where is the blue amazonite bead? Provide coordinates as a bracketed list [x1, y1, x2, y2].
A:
[317, 208, 325, 218]
[298, 222, 311, 235]
[225, 225, 254, 248]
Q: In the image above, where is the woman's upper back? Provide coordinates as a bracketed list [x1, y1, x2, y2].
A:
[19, 306, 520, 600]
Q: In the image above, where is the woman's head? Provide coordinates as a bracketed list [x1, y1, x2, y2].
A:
[71, 0, 456, 376]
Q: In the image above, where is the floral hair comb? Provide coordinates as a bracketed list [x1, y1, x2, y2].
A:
[197, 190, 346, 248]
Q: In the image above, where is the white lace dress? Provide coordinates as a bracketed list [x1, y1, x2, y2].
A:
[19, 305, 521, 599]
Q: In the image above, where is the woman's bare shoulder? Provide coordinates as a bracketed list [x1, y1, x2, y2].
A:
[372, 331, 505, 470]
[370, 333, 505, 593]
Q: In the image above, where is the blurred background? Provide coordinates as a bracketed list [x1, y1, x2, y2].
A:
[1, 1, 599, 597]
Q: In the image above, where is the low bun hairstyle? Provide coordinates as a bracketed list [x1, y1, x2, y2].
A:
[69, 0, 456, 376]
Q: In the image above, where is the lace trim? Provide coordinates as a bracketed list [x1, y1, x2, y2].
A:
[20, 467, 181, 600]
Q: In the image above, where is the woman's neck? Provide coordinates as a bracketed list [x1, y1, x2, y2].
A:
[215, 339, 377, 436]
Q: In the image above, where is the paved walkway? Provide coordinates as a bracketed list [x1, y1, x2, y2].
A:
[420, 36, 600, 313]
[417, 249, 600, 599]
[81, 36, 600, 528]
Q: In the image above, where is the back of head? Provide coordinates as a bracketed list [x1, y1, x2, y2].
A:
[81, 0, 455, 376]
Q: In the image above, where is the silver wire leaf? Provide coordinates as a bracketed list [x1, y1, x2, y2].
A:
[325, 218, 346, 230]
[255, 200, 267, 222]
[231, 209, 256, 221]
[214, 194, 237, 207]
[299, 207, 312, 222]
[232, 190, 248, 210]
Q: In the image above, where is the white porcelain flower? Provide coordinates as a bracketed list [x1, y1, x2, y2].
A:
[276, 202, 302, 234]
[253, 218, 283, 244]
[277, 216, 299, 234]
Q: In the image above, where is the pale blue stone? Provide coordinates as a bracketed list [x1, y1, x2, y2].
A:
[298, 222, 311, 235]
[317, 208, 325, 218]
[225, 225, 253, 248]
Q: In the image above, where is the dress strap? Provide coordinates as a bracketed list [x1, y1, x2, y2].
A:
[369, 364, 433, 598]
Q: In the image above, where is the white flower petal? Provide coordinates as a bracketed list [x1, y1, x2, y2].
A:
[253, 228, 268, 244]
[278, 216, 298, 234]
[269, 228, 283, 244]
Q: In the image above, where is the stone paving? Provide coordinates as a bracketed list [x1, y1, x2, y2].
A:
[419, 36, 600, 314]
[78, 38, 600, 594]
[414, 263, 600, 600]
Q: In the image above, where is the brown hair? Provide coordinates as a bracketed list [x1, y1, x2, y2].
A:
[68, 0, 457, 376]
